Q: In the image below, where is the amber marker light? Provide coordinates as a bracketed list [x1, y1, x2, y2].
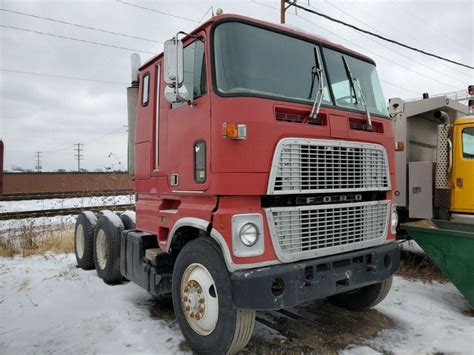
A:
[222, 122, 247, 140]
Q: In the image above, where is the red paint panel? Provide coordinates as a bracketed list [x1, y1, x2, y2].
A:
[328, 114, 348, 139]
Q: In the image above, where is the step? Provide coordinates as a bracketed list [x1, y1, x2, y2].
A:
[145, 248, 165, 263]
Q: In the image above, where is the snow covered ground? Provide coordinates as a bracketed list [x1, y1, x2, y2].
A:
[0, 253, 473, 354]
[0, 195, 135, 213]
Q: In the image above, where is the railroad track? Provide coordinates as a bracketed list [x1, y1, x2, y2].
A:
[0, 204, 135, 220]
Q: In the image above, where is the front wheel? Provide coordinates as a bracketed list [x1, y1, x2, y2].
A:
[172, 238, 255, 354]
[328, 276, 393, 311]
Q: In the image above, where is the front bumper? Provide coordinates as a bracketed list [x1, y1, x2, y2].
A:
[230, 242, 399, 310]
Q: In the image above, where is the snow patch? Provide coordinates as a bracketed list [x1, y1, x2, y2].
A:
[345, 276, 474, 354]
[0, 254, 186, 354]
[400, 239, 425, 254]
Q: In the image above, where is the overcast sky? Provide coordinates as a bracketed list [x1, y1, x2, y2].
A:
[1, 0, 472, 171]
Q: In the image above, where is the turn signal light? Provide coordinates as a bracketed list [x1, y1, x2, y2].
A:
[222, 122, 247, 140]
[395, 141, 405, 151]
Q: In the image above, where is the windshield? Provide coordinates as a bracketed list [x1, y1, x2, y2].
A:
[323, 48, 388, 116]
[213, 21, 389, 117]
[213, 22, 331, 105]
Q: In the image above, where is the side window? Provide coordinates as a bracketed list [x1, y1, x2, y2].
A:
[142, 73, 150, 106]
[182, 39, 207, 100]
[462, 127, 474, 159]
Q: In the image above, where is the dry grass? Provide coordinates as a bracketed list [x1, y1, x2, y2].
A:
[0, 224, 74, 258]
[397, 250, 447, 283]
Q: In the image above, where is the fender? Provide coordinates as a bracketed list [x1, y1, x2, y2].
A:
[167, 217, 281, 272]
[166, 217, 210, 252]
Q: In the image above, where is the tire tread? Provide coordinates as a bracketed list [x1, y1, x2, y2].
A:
[75, 212, 96, 270]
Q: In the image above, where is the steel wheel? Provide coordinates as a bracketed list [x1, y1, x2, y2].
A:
[95, 229, 108, 270]
[75, 224, 85, 259]
[180, 263, 219, 336]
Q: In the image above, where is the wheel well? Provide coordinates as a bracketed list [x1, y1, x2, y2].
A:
[168, 226, 221, 258]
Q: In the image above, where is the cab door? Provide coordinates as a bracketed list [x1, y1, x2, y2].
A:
[451, 121, 474, 213]
[166, 34, 210, 192]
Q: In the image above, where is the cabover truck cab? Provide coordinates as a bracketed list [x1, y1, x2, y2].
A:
[74, 14, 399, 354]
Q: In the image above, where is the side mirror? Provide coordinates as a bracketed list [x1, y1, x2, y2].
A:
[164, 38, 184, 86]
[164, 85, 189, 103]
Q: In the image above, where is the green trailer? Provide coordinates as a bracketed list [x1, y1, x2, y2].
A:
[402, 219, 474, 306]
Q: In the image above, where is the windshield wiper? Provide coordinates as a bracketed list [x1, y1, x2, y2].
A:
[341, 55, 372, 128]
[308, 47, 324, 119]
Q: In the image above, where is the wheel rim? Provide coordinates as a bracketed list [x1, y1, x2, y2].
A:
[76, 224, 85, 259]
[180, 263, 219, 336]
[96, 229, 108, 270]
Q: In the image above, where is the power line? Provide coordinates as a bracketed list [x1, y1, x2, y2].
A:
[44, 128, 127, 154]
[293, 11, 460, 89]
[285, 1, 473, 69]
[252, 0, 459, 90]
[1, 68, 127, 85]
[116, 0, 199, 23]
[318, 1, 469, 85]
[0, 8, 163, 44]
[0, 24, 155, 54]
[393, 0, 466, 50]
[198, 6, 214, 24]
[380, 80, 419, 96]
[324, 1, 469, 78]
[74, 143, 84, 172]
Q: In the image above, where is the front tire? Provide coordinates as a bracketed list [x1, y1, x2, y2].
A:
[328, 276, 393, 311]
[172, 238, 255, 354]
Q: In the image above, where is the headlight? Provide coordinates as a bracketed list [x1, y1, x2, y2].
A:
[232, 214, 264, 257]
[239, 223, 259, 247]
[391, 205, 398, 234]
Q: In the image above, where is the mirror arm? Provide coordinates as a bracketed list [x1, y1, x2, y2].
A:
[172, 31, 199, 104]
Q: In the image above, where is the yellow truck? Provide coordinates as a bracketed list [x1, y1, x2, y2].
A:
[450, 117, 474, 215]
[388, 90, 474, 224]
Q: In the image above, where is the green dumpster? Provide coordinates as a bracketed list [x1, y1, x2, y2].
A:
[402, 219, 474, 306]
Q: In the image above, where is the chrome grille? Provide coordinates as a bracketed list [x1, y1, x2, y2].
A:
[268, 138, 390, 194]
[266, 200, 390, 262]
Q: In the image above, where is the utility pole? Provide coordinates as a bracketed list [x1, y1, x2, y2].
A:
[74, 143, 84, 172]
[35, 151, 42, 172]
[280, 0, 286, 24]
[280, 0, 296, 24]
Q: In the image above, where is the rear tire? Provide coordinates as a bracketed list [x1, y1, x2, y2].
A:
[120, 211, 136, 230]
[172, 238, 255, 354]
[93, 215, 123, 284]
[328, 276, 393, 311]
[74, 212, 97, 270]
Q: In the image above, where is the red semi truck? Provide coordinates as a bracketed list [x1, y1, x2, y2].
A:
[74, 13, 399, 354]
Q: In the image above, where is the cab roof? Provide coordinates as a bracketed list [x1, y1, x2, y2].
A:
[139, 13, 375, 71]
